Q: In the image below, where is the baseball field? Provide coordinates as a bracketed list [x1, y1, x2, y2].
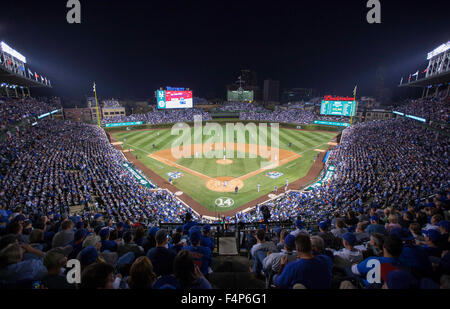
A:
[112, 125, 337, 215]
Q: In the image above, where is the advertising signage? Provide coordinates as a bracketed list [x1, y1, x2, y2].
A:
[105, 122, 144, 127]
[320, 98, 356, 117]
[314, 120, 351, 127]
[157, 90, 193, 109]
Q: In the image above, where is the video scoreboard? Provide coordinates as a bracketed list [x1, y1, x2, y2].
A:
[157, 89, 193, 109]
[320, 96, 356, 117]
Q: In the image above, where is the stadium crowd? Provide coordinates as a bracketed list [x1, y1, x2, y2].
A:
[101, 109, 212, 125]
[0, 97, 60, 129]
[396, 96, 449, 123]
[218, 102, 267, 112]
[240, 109, 315, 124]
[0, 96, 449, 289]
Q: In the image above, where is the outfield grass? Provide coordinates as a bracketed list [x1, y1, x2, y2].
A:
[113, 126, 336, 213]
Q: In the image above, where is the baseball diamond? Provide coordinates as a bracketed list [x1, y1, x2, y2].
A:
[111, 125, 337, 215]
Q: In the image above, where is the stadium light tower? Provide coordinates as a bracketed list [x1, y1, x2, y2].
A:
[93, 82, 101, 127]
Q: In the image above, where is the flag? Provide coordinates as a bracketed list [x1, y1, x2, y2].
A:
[422, 68, 428, 74]
[412, 71, 419, 77]
[93, 82, 96, 92]
[44, 77, 48, 85]
[400, 77, 403, 85]
[40, 76, 44, 82]
[28, 69, 33, 77]
[48, 80, 51, 86]
[408, 74, 411, 82]
[35, 72, 39, 81]
[353, 85, 358, 97]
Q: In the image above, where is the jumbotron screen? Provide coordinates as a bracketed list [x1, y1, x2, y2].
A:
[320, 96, 356, 117]
[157, 90, 193, 109]
[227, 90, 254, 102]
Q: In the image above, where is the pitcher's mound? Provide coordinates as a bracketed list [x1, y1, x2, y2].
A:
[206, 177, 244, 192]
[216, 159, 233, 165]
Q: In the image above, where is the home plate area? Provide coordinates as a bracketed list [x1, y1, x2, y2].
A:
[206, 177, 244, 193]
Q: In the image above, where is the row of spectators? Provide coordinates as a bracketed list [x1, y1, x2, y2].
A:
[217, 102, 267, 112]
[240, 109, 315, 124]
[0, 97, 60, 129]
[396, 96, 449, 124]
[0, 119, 200, 225]
[0, 211, 215, 289]
[101, 109, 212, 125]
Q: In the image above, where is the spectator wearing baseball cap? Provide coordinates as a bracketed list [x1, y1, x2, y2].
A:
[421, 229, 443, 258]
[391, 228, 432, 279]
[200, 225, 214, 252]
[182, 212, 198, 235]
[146, 229, 176, 277]
[333, 232, 363, 267]
[317, 220, 339, 250]
[275, 234, 333, 289]
[263, 234, 297, 276]
[290, 218, 309, 237]
[365, 216, 386, 235]
[99, 227, 118, 253]
[186, 227, 212, 276]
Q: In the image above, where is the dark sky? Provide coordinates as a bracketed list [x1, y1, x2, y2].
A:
[0, 0, 449, 101]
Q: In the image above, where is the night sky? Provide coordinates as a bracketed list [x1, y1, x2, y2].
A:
[0, 0, 449, 102]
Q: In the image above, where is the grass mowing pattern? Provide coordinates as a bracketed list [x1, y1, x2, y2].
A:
[113, 127, 336, 213]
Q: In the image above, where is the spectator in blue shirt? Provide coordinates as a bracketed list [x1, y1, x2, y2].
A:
[351, 235, 405, 287]
[275, 234, 333, 289]
[186, 227, 212, 276]
[146, 229, 176, 277]
[182, 213, 198, 235]
[200, 225, 214, 252]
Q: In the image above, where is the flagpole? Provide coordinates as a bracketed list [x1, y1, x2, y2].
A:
[350, 86, 357, 126]
[93, 82, 101, 127]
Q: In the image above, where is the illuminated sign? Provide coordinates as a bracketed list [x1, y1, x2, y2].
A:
[166, 87, 185, 91]
[314, 120, 351, 127]
[427, 41, 450, 60]
[323, 95, 355, 101]
[50, 109, 60, 115]
[38, 112, 51, 119]
[0, 42, 27, 63]
[105, 122, 144, 127]
[405, 114, 426, 123]
[392, 111, 405, 116]
[320, 100, 356, 117]
[157, 90, 193, 109]
[227, 90, 254, 102]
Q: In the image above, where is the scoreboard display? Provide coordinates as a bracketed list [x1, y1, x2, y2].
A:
[227, 90, 254, 102]
[320, 96, 356, 117]
[157, 90, 193, 109]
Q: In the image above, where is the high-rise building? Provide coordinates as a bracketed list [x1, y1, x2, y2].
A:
[263, 79, 280, 103]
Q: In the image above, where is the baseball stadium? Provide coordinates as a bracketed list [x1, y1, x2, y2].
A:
[0, 0, 449, 295]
